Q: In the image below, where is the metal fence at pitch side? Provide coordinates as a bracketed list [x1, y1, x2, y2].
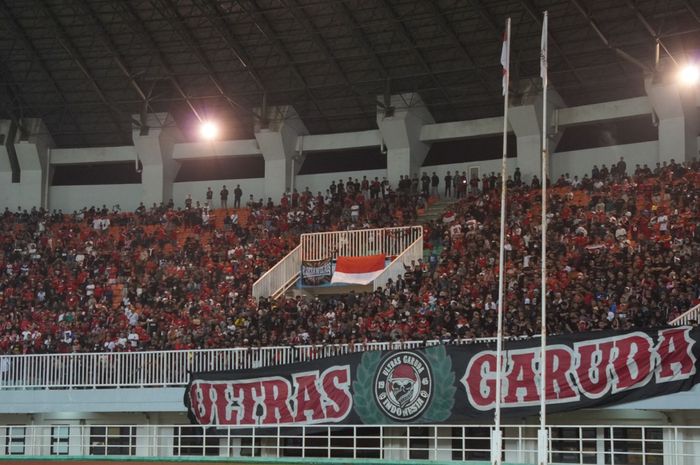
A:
[0, 423, 695, 464]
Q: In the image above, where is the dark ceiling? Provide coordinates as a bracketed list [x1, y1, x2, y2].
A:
[0, 0, 699, 148]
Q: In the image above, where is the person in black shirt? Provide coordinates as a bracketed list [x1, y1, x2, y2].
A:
[444, 171, 452, 197]
[431, 172, 439, 197]
[421, 173, 430, 197]
[220, 185, 229, 209]
[205, 187, 213, 208]
[233, 185, 243, 209]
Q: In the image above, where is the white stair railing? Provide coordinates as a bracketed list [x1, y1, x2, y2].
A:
[300, 226, 423, 261]
[670, 302, 700, 326]
[252, 226, 423, 299]
[373, 236, 423, 290]
[252, 245, 301, 299]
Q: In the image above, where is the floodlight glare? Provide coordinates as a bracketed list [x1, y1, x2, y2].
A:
[200, 121, 219, 140]
[678, 64, 700, 86]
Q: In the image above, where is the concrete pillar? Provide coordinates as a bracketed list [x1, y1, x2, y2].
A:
[376, 93, 434, 186]
[13, 118, 53, 210]
[254, 106, 307, 202]
[645, 77, 698, 164]
[132, 113, 182, 208]
[509, 83, 564, 182]
[0, 120, 18, 209]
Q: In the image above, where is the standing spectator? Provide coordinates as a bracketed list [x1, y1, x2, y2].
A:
[370, 177, 381, 200]
[617, 157, 626, 178]
[205, 187, 213, 208]
[513, 167, 522, 186]
[361, 176, 370, 199]
[185, 194, 193, 210]
[220, 185, 229, 209]
[444, 171, 452, 197]
[421, 173, 431, 198]
[234, 185, 243, 209]
[431, 172, 439, 197]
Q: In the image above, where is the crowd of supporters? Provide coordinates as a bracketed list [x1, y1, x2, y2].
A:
[1, 159, 699, 353]
[0, 178, 423, 353]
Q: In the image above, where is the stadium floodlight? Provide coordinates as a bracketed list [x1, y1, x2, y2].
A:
[199, 120, 219, 140]
[677, 64, 700, 86]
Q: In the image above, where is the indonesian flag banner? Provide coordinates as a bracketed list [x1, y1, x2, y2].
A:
[331, 254, 386, 285]
[186, 326, 700, 427]
[501, 23, 510, 96]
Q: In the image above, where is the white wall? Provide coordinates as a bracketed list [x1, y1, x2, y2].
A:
[172, 139, 261, 159]
[298, 130, 381, 152]
[551, 140, 659, 180]
[51, 146, 137, 164]
[0, 182, 19, 210]
[49, 184, 143, 212]
[172, 178, 265, 208]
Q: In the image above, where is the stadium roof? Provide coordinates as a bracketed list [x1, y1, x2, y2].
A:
[0, 0, 699, 148]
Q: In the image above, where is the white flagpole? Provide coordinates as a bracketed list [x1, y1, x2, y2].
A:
[538, 10, 549, 465]
[492, 16, 510, 465]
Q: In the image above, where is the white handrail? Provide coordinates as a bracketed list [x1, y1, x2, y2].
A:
[252, 245, 301, 299]
[670, 302, 700, 326]
[300, 225, 423, 261]
[373, 236, 423, 290]
[0, 337, 500, 390]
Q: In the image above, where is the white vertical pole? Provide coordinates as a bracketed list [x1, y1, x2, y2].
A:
[538, 10, 549, 465]
[492, 16, 510, 465]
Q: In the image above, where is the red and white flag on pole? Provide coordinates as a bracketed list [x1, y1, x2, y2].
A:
[540, 11, 548, 84]
[500, 26, 510, 96]
[331, 254, 386, 285]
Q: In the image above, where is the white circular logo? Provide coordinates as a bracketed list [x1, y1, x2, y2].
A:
[374, 351, 432, 421]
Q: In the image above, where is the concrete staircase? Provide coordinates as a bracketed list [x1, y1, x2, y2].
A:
[418, 197, 457, 224]
[417, 196, 458, 259]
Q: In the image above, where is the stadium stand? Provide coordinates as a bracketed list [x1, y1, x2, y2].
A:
[2, 160, 698, 354]
[2, 1, 700, 463]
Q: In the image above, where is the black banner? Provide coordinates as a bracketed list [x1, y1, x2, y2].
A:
[300, 258, 332, 286]
[185, 327, 700, 426]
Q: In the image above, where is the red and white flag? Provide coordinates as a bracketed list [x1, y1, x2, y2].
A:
[331, 254, 386, 285]
[500, 23, 510, 96]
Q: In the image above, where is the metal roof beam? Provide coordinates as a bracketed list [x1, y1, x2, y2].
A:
[424, 0, 497, 97]
[569, 0, 652, 73]
[278, 0, 372, 115]
[74, 0, 148, 104]
[624, 0, 678, 65]
[149, 0, 257, 118]
[332, 1, 389, 79]
[375, 0, 458, 118]
[681, 0, 700, 27]
[33, 0, 132, 134]
[113, 0, 202, 121]
[236, 0, 329, 129]
[190, 0, 267, 93]
[0, 0, 85, 143]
